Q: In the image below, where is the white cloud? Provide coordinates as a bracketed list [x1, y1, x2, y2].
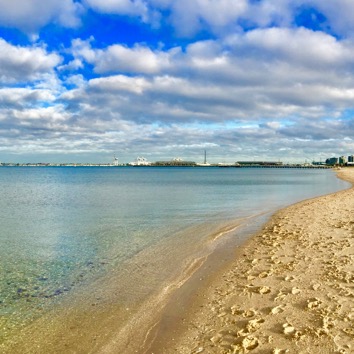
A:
[309, 0, 354, 38]
[3, 0, 354, 41]
[71, 37, 97, 63]
[89, 75, 149, 94]
[13, 106, 68, 124]
[93, 44, 173, 74]
[0, 88, 55, 108]
[63, 74, 86, 89]
[61, 26, 354, 128]
[84, 0, 249, 35]
[236, 27, 352, 67]
[70, 38, 178, 74]
[0, 39, 61, 83]
[167, 0, 248, 35]
[84, 0, 148, 18]
[58, 58, 84, 72]
[0, 0, 82, 36]
[81, 0, 354, 40]
[242, 0, 295, 28]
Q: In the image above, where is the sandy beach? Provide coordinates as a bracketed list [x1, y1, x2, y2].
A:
[148, 168, 354, 354]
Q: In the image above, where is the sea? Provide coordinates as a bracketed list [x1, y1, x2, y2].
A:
[0, 166, 350, 345]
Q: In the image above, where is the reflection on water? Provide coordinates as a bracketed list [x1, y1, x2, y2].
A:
[0, 167, 349, 341]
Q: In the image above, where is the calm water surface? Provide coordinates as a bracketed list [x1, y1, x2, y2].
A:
[0, 167, 349, 341]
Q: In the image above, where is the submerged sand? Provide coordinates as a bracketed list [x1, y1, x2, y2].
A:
[151, 168, 354, 354]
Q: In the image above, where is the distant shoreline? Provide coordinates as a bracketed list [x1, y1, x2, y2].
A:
[0, 163, 332, 168]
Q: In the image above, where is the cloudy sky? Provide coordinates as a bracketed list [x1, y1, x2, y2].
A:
[1, 0, 354, 163]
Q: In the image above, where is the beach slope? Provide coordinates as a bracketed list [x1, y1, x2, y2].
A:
[160, 168, 354, 354]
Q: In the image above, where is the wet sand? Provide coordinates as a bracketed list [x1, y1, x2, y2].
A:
[0, 219, 261, 354]
[150, 168, 354, 354]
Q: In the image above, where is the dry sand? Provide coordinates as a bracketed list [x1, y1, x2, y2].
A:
[151, 168, 354, 354]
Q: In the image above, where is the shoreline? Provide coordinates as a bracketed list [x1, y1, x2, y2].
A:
[150, 168, 354, 353]
[1, 169, 352, 353]
[0, 215, 269, 354]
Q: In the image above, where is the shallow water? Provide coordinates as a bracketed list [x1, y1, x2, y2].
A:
[0, 167, 349, 342]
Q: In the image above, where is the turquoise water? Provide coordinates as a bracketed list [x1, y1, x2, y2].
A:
[0, 167, 349, 340]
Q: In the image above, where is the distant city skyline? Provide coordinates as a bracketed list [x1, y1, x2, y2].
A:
[1, 1, 354, 162]
[2, 151, 354, 166]
[0, 152, 336, 165]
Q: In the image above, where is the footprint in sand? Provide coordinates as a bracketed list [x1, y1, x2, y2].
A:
[242, 309, 258, 318]
[233, 336, 259, 351]
[244, 285, 271, 295]
[291, 287, 301, 295]
[258, 286, 271, 294]
[270, 305, 285, 315]
[307, 298, 322, 309]
[238, 318, 266, 336]
[284, 275, 296, 282]
[311, 283, 321, 290]
[274, 290, 287, 301]
[259, 271, 272, 278]
[272, 349, 289, 354]
[282, 323, 295, 335]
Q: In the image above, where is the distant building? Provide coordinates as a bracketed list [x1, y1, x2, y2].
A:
[196, 150, 211, 166]
[347, 155, 354, 166]
[325, 157, 339, 166]
[113, 155, 119, 166]
[237, 161, 283, 166]
[154, 158, 196, 166]
[339, 156, 347, 165]
[128, 157, 151, 166]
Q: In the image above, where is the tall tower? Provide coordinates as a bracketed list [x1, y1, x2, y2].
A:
[113, 154, 119, 166]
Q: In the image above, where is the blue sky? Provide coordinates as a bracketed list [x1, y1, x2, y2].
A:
[1, 0, 354, 163]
